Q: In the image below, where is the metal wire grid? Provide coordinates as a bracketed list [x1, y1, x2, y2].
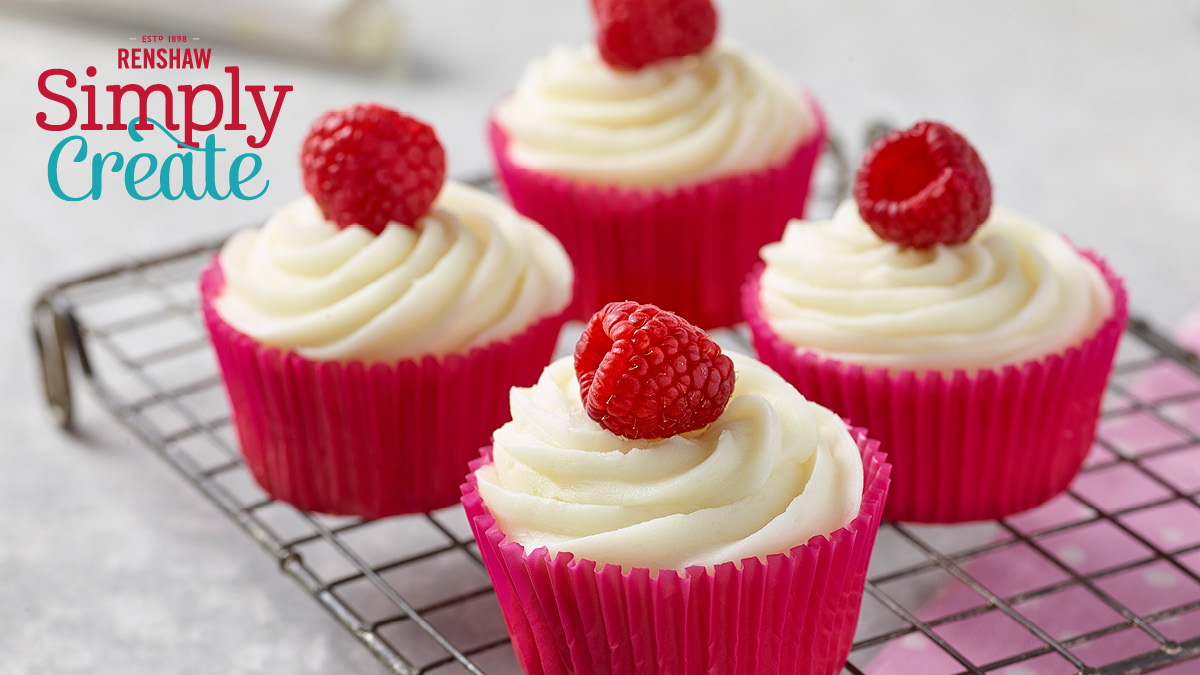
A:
[29, 193, 1200, 675]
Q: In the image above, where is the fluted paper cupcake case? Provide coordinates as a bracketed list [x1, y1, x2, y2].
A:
[488, 92, 827, 329]
[461, 430, 890, 675]
[742, 251, 1129, 523]
[199, 260, 568, 518]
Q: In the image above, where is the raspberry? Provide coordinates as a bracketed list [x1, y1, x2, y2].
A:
[591, 0, 718, 70]
[575, 301, 735, 440]
[853, 120, 993, 249]
[300, 103, 446, 234]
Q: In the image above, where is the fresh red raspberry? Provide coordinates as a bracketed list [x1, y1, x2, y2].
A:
[853, 120, 993, 249]
[591, 0, 718, 70]
[575, 301, 735, 440]
[300, 103, 445, 234]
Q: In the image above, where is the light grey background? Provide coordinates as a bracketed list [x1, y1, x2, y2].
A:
[2, 1, 1199, 673]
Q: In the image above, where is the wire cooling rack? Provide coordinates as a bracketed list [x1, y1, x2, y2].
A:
[31, 169, 1200, 674]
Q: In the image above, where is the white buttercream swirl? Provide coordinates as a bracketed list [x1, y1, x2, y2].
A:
[475, 352, 864, 572]
[214, 181, 573, 362]
[495, 42, 814, 188]
[758, 202, 1113, 373]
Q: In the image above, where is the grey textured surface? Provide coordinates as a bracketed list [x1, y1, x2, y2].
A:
[2, 1, 1199, 673]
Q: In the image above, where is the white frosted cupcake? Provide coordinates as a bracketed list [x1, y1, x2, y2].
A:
[744, 120, 1128, 522]
[462, 301, 890, 675]
[202, 103, 573, 518]
[488, 0, 827, 328]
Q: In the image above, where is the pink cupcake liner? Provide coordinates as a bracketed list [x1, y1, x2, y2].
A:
[742, 251, 1130, 523]
[488, 92, 827, 329]
[199, 259, 568, 518]
[462, 429, 891, 675]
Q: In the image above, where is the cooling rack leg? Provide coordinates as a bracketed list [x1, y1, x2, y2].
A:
[819, 120, 889, 208]
[823, 135, 851, 205]
[31, 295, 77, 430]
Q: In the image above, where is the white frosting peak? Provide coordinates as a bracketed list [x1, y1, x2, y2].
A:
[215, 181, 573, 362]
[476, 353, 864, 572]
[495, 43, 814, 188]
[757, 202, 1113, 372]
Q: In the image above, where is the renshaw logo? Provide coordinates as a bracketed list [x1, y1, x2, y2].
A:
[36, 36, 293, 201]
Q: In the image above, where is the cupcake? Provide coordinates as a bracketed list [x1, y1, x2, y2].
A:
[462, 302, 890, 674]
[488, 0, 827, 328]
[743, 120, 1128, 523]
[201, 103, 573, 518]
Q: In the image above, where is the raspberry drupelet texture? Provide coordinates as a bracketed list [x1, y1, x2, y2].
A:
[575, 301, 735, 440]
[853, 120, 993, 249]
[301, 103, 446, 234]
[591, 0, 718, 71]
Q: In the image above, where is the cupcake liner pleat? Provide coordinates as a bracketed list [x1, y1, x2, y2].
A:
[488, 93, 827, 329]
[742, 251, 1129, 523]
[462, 428, 890, 675]
[200, 259, 567, 518]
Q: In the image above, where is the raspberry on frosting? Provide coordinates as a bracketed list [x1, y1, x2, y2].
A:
[591, 0, 718, 70]
[575, 301, 735, 440]
[300, 103, 446, 234]
[853, 120, 993, 249]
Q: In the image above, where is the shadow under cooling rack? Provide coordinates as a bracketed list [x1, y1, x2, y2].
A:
[30, 180, 1200, 675]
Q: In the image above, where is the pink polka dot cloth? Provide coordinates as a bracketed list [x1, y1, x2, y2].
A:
[866, 310, 1200, 674]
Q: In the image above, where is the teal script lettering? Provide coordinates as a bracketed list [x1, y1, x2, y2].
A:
[46, 117, 269, 201]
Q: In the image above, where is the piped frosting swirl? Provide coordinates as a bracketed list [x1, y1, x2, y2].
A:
[215, 180, 573, 362]
[495, 43, 814, 188]
[757, 202, 1113, 373]
[475, 352, 864, 572]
